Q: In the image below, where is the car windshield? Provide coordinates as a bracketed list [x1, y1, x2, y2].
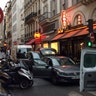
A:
[41, 49, 57, 56]
[34, 59, 47, 66]
[52, 58, 75, 66]
[32, 52, 40, 59]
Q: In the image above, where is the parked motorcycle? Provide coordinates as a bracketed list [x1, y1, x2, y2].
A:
[0, 59, 33, 89]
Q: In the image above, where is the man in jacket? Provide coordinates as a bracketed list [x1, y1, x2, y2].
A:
[0, 48, 6, 59]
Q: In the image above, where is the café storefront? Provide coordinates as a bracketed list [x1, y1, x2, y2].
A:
[42, 26, 90, 62]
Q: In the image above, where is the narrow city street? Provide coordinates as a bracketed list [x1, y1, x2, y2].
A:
[0, 0, 96, 96]
[7, 78, 96, 96]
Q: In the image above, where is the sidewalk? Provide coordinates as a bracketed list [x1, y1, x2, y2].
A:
[0, 83, 8, 96]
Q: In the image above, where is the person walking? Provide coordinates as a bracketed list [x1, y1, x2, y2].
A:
[0, 48, 6, 59]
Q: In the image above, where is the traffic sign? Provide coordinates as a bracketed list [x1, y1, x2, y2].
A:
[0, 8, 3, 23]
[90, 32, 95, 42]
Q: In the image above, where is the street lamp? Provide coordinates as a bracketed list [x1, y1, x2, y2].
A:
[34, 32, 41, 38]
[34, 32, 41, 44]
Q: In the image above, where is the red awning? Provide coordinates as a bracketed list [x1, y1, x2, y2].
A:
[51, 33, 65, 41]
[74, 28, 88, 37]
[61, 30, 80, 39]
[26, 39, 35, 45]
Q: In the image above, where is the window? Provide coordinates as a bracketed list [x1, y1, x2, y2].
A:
[12, 24, 17, 32]
[34, 59, 47, 66]
[43, 4, 48, 13]
[60, 0, 68, 11]
[84, 54, 96, 68]
[50, 0, 57, 16]
[74, 14, 82, 25]
[92, 8, 96, 21]
[77, 15, 82, 24]
[72, 0, 81, 5]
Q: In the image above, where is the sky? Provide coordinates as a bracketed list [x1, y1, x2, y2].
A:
[0, 0, 10, 10]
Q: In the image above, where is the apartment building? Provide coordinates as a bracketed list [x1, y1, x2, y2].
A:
[4, 0, 12, 49]
[24, 0, 96, 61]
[0, 7, 5, 47]
[4, 0, 96, 61]
[11, 0, 24, 47]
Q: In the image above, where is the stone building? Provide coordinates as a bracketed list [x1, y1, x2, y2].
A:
[24, 0, 96, 61]
[4, 0, 96, 61]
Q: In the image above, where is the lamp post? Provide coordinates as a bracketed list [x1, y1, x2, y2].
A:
[34, 32, 41, 50]
[34, 32, 41, 39]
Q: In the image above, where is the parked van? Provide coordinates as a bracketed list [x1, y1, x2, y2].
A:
[11, 45, 33, 60]
[80, 48, 96, 92]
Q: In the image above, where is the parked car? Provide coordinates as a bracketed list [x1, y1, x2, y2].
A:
[36, 48, 58, 58]
[21, 51, 51, 78]
[42, 56, 80, 84]
[22, 51, 80, 84]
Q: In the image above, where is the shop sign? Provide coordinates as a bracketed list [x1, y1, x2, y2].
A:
[61, 10, 67, 29]
[57, 28, 63, 34]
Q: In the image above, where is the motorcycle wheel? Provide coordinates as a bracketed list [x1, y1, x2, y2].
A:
[19, 79, 29, 89]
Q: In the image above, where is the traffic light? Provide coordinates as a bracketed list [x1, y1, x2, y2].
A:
[87, 19, 93, 33]
[87, 41, 92, 47]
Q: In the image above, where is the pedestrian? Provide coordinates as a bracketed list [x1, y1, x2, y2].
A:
[0, 47, 6, 59]
[17, 49, 22, 59]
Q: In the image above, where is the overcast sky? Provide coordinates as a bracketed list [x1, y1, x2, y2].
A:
[0, 0, 10, 10]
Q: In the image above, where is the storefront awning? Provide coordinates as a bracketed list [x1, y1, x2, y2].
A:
[61, 30, 82, 39]
[51, 33, 65, 41]
[74, 28, 88, 37]
[26, 38, 35, 45]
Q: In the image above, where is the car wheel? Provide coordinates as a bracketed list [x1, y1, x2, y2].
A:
[19, 80, 29, 89]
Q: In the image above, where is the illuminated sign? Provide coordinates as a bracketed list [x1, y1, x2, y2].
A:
[61, 10, 67, 29]
[57, 28, 63, 34]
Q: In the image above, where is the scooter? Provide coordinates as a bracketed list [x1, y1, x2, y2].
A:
[0, 59, 34, 89]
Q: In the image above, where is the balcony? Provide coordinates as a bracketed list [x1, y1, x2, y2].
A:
[39, 12, 51, 25]
[25, 12, 37, 23]
[81, 0, 95, 5]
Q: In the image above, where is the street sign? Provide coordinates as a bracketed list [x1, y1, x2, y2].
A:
[90, 32, 95, 42]
[0, 8, 3, 23]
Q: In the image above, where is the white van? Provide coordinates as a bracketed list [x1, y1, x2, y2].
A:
[80, 48, 96, 92]
[11, 45, 33, 60]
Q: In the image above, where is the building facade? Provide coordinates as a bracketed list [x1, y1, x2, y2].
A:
[24, 0, 96, 61]
[5, 0, 12, 50]
[11, 0, 25, 47]
[4, 0, 96, 61]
